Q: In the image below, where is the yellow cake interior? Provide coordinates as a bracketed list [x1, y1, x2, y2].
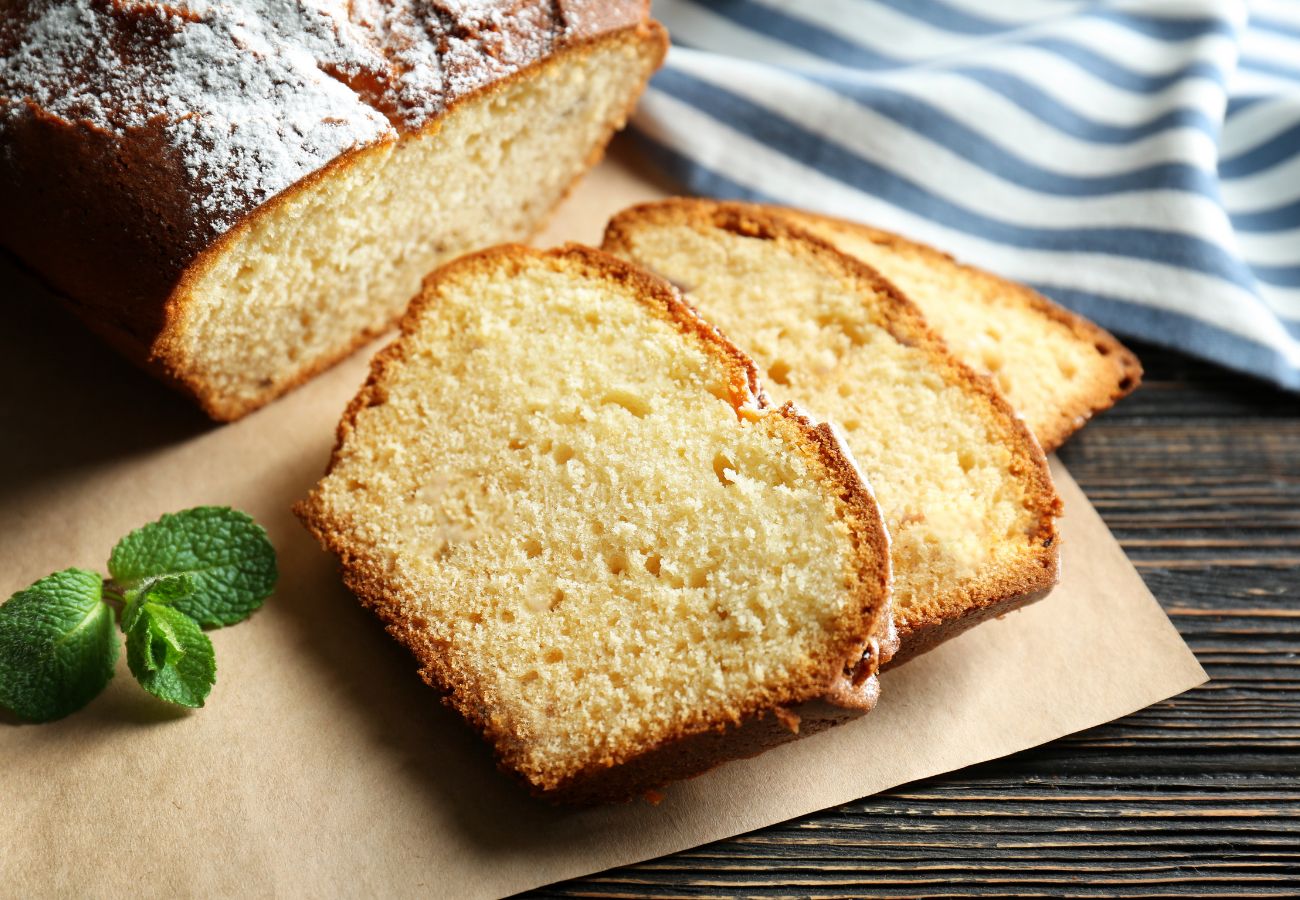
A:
[304, 249, 879, 788]
[166, 35, 661, 419]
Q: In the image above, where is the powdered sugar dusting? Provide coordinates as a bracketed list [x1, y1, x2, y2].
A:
[2, 1, 392, 236]
[0, 0, 638, 245]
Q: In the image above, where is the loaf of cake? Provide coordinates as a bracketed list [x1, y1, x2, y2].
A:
[0, 1, 666, 420]
[604, 200, 1062, 662]
[766, 210, 1142, 451]
[296, 243, 893, 802]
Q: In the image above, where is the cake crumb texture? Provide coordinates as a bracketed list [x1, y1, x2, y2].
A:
[297, 244, 891, 799]
[774, 210, 1142, 451]
[604, 200, 1061, 659]
[0, 1, 665, 420]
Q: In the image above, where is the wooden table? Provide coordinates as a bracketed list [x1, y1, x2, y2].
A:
[530, 343, 1300, 898]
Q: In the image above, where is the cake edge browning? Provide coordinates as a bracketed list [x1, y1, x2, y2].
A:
[0, 16, 667, 423]
[765, 208, 1144, 452]
[294, 243, 894, 803]
[156, 21, 668, 422]
[602, 199, 1062, 666]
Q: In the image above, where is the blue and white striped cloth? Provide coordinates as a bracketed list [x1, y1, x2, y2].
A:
[632, 0, 1300, 391]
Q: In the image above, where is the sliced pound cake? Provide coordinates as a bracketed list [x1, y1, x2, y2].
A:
[604, 200, 1061, 662]
[768, 209, 1142, 451]
[1, 1, 666, 420]
[296, 244, 892, 803]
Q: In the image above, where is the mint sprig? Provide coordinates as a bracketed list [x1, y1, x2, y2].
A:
[0, 507, 275, 722]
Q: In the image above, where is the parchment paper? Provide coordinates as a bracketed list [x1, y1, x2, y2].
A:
[0, 143, 1205, 899]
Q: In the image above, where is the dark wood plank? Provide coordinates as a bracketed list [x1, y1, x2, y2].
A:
[524, 342, 1300, 898]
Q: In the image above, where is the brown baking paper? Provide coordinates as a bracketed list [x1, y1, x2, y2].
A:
[0, 143, 1205, 899]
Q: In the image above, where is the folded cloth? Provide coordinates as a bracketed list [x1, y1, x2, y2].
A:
[634, 0, 1300, 391]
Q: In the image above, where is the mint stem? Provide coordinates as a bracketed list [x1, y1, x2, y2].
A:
[101, 582, 127, 614]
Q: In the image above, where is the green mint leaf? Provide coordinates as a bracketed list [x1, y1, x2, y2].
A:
[125, 604, 215, 708]
[108, 507, 277, 628]
[120, 573, 197, 634]
[0, 569, 118, 722]
[140, 572, 198, 605]
[121, 594, 144, 635]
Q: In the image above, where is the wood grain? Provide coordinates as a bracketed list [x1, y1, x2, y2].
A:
[525, 343, 1300, 898]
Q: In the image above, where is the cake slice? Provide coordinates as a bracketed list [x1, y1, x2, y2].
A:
[766, 209, 1142, 451]
[1, 1, 667, 420]
[603, 200, 1061, 662]
[296, 244, 892, 802]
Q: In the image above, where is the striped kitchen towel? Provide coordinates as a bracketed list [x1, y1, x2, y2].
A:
[633, 0, 1300, 391]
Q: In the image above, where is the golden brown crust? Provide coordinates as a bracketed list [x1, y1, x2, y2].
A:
[2, 18, 668, 422]
[544, 692, 874, 804]
[887, 580, 1056, 666]
[762, 208, 1143, 452]
[295, 242, 893, 802]
[162, 22, 668, 421]
[602, 198, 1062, 663]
